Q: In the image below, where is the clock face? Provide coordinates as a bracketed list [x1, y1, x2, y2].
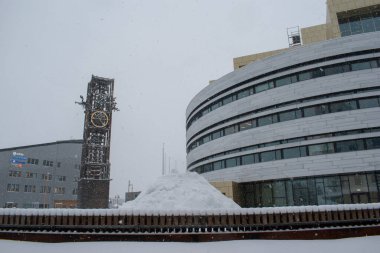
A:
[91, 111, 109, 128]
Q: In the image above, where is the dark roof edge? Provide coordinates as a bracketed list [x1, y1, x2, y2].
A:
[0, 140, 83, 152]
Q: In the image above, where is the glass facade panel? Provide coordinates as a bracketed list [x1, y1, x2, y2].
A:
[212, 130, 222, 140]
[366, 137, 380, 149]
[237, 89, 250, 99]
[336, 139, 364, 152]
[213, 161, 224, 170]
[339, 18, 351, 36]
[358, 97, 379, 108]
[362, 15, 376, 32]
[298, 71, 312, 81]
[241, 171, 380, 208]
[329, 100, 357, 113]
[374, 10, 380, 30]
[349, 16, 363, 34]
[241, 154, 254, 165]
[367, 173, 379, 202]
[224, 125, 237, 135]
[324, 65, 343, 76]
[283, 147, 301, 159]
[225, 157, 238, 168]
[255, 82, 269, 93]
[351, 60, 372, 71]
[210, 102, 221, 111]
[260, 151, 277, 162]
[262, 183, 273, 206]
[279, 110, 296, 122]
[239, 120, 253, 131]
[258, 115, 273, 126]
[303, 104, 329, 117]
[308, 143, 334, 156]
[222, 95, 234, 105]
[275, 76, 292, 87]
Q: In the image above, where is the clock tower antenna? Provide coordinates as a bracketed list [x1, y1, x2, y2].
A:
[76, 75, 118, 209]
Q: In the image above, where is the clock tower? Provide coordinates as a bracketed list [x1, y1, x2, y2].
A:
[77, 75, 118, 209]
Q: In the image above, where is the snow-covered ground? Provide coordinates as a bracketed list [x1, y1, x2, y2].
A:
[121, 172, 240, 210]
[1, 236, 379, 253]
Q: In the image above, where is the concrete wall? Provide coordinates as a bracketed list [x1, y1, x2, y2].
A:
[186, 32, 380, 185]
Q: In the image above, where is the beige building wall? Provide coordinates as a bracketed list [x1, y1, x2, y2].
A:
[301, 24, 328, 45]
[233, 48, 288, 70]
[232, 0, 380, 67]
[302, 0, 380, 45]
[325, 0, 380, 39]
[210, 181, 243, 206]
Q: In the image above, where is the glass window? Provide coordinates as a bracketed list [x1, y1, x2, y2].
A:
[323, 176, 343, 204]
[367, 173, 379, 202]
[312, 68, 325, 78]
[203, 135, 211, 144]
[275, 76, 292, 87]
[258, 115, 277, 126]
[224, 125, 237, 135]
[358, 97, 379, 109]
[222, 95, 235, 105]
[308, 143, 334, 156]
[239, 120, 253, 131]
[361, 14, 375, 33]
[303, 104, 329, 117]
[329, 100, 357, 113]
[237, 89, 250, 99]
[336, 139, 364, 153]
[366, 137, 380, 149]
[278, 109, 301, 122]
[260, 150, 277, 162]
[273, 181, 287, 207]
[283, 147, 301, 159]
[339, 18, 351, 36]
[213, 161, 224, 170]
[212, 130, 222, 140]
[349, 174, 369, 197]
[202, 107, 210, 116]
[374, 10, 380, 30]
[298, 71, 313, 81]
[349, 16, 363, 34]
[323, 65, 344, 76]
[293, 179, 309, 206]
[370, 59, 379, 68]
[351, 60, 372, 71]
[211, 101, 221, 111]
[255, 82, 270, 93]
[241, 154, 255, 165]
[203, 163, 212, 173]
[225, 157, 239, 168]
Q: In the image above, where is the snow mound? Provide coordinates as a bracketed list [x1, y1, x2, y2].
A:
[121, 172, 241, 210]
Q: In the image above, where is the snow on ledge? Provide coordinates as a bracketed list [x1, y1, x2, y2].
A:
[0, 203, 379, 216]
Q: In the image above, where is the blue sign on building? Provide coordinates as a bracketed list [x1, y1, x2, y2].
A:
[10, 152, 27, 165]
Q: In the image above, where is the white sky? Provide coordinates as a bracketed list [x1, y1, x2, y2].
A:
[0, 0, 326, 197]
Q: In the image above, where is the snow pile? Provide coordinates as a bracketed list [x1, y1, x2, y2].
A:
[121, 172, 241, 210]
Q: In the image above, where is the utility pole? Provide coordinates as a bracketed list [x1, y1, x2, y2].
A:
[162, 143, 165, 176]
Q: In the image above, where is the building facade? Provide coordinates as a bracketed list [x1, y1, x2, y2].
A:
[186, 1, 380, 207]
[0, 140, 82, 208]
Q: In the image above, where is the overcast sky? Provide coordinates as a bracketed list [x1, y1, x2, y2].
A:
[0, 0, 326, 197]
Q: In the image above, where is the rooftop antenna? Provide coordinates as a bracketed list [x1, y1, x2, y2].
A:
[287, 26, 301, 47]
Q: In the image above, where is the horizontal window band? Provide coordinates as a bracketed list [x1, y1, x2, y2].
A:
[187, 95, 380, 153]
[187, 86, 380, 146]
[187, 127, 380, 169]
[189, 136, 380, 174]
[187, 55, 380, 129]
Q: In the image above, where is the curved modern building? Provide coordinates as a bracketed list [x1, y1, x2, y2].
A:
[186, 1, 380, 207]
